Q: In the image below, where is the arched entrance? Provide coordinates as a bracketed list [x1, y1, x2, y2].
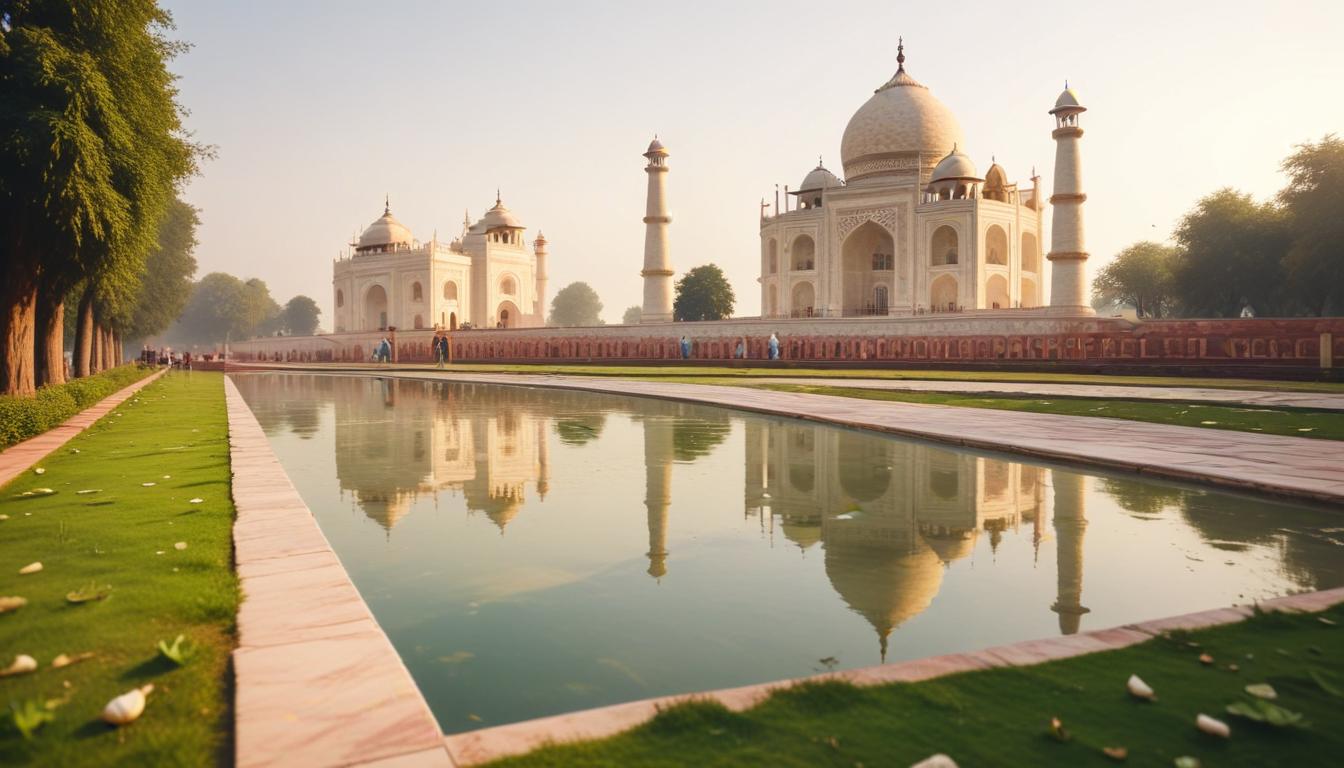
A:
[930, 275, 958, 311]
[986, 225, 1008, 266]
[495, 300, 520, 328]
[364, 284, 388, 330]
[791, 281, 815, 317]
[791, 234, 815, 271]
[986, 274, 1009, 309]
[842, 221, 894, 315]
[449, 312, 458, 330]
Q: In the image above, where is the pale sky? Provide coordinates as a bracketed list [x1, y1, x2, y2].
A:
[165, 0, 1343, 324]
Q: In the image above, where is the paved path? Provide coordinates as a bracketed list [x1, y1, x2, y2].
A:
[0, 369, 164, 488]
[291, 370, 1344, 504]
[753, 377, 1344, 411]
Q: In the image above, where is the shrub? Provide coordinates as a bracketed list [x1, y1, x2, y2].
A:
[0, 366, 155, 448]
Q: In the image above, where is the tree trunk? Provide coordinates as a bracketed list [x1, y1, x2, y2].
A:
[74, 287, 94, 377]
[1, 279, 38, 397]
[112, 330, 121, 367]
[92, 323, 104, 374]
[35, 286, 66, 387]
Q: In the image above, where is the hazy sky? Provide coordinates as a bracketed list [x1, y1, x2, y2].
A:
[164, 0, 1343, 324]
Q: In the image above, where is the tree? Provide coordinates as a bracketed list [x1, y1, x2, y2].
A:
[622, 305, 642, 325]
[673, 264, 735, 321]
[1278, 134, 1344, 316]
[0, 1, 200, 393]
[127, 199, 199, 341]
[1171, 189, 1289, 318]
[280, 295, 321, 336]
[1091, 242, 1178, 318]
[548, 282, 603, 327]
[170, 273, 278, 346]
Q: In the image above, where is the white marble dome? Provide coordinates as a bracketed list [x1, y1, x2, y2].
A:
[1051, 85, 1085, 114]
[479, 195, 524, 230]
[930, 146, 979, 182]
[798, 163, 842, 192]
[841, 57, 964, 183]
[356, 205, 413, 251]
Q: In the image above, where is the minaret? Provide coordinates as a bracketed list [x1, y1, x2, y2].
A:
[643, 416, 674, 579]
[533, 232, 549, 323]
[1046, 83, 1094, 315]
[1049, 469, 1089, 634]
[640, 136, 674, 323]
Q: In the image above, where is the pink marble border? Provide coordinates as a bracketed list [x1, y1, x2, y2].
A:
[225, 377, 452, 768]
[0, 368, 164, 487]
[442, 587, 1344, 766]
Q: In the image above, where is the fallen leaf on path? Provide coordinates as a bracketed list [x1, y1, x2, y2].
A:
[66, 583, 112, 604]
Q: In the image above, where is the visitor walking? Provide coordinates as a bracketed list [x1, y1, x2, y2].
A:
[376, 336, 392, 364]
[679, 336, 691, 360]
[768, 332, 780, 360]
[436, 334, 449, 368]
[735, 339, 745, 359]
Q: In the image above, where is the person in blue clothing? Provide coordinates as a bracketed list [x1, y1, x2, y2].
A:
[376, 336, 392, 364]
[679, 336, 691, 359]
[768, 332, 780, 360]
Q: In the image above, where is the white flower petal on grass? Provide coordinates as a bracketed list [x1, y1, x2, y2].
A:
[0, 654, 38, 677]
[162, 475, 171, 479]
[101, 684, 153, 726]
[1196, 713, 1230, 738]
[18, 562, 43, 575]
[0, 514, 9, 521]
[1200, 421, 1218, 425]
[33, 468, 45, 475]
[142, 482, 156, 487]
[173, 542, 187, 551]
[189, 498, 204, 504]
[155, 550, 165, 555]
[1298, 428, 1314, 432]
[76, 489, 101, 495]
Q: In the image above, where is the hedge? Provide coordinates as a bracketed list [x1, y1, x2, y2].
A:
[0, 365, 156, 448]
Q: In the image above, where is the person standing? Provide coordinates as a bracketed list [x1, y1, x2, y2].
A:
[768, 332, 780, 360]
[679, 336, 691, 360]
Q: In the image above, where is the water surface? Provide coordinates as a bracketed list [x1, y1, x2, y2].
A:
[233, 373, 1344, 733]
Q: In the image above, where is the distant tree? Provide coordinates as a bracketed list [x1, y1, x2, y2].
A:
[673, 264, 735, 321]
[280, 295, 322, 336]
[548, 282, 603, 327]
[1091, 242, 1178, 318]
[1171, 189, 1289, 317]
[128, 199, 200, 340]
[1278, 134, 1344, 316]
[622, 305, 642, 325]
[171, 273, 279, 345]
[243, 278, 282, 335]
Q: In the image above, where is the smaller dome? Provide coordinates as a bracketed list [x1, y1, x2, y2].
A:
[930, 145, 980, 182]
[478, 193, 524, 230]
[798, 161, 843, 193]
[645, 136, 668, 156]
[356, 201, 414, 251]
[1050, 85, 1085, 114]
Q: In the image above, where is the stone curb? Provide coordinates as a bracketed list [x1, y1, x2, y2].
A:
[442, 587, 1344, 766]
[0, 368, 165, 488]
[225, 378, 453, 768]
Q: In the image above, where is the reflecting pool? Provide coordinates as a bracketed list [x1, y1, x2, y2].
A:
[233, 373, 1344, 733]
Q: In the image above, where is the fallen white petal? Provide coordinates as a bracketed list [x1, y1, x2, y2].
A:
[189, 498, 203, 504]
[174, 542, 187, 551]
[18, 562, 43, 575]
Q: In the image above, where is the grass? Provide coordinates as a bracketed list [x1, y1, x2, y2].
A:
[0, 372, 238, 765]
[253, 360, 1344, 394]
[752, 384, 1344, 441]
[488, 602, 1344, 767]
[0, 365, 156, 448]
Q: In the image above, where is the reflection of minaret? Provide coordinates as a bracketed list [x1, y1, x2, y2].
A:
[643, 416, 674, 580]
[536, 418, 550, 500]
[1050, 470, 1089, 634]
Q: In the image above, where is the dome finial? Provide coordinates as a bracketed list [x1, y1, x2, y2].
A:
[896, 36, 905, 70]
[384, 194, 390, 215]
[818, 155, 824, 167]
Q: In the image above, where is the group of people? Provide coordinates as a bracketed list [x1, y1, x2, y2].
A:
[679, 333, 781, 360]
[370, 334, 451, 366]
[140, 345, 193, 369]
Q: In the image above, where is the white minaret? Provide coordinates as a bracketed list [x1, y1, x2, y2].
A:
[1046, 84, 1094, 315]
[640, 137, 674, 323]
[533, 231, 548, 323]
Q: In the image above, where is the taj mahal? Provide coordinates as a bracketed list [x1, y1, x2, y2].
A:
[757, 40, 1087, 318]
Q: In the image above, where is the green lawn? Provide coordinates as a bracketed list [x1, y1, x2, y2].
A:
[489, 603, 1344, 767]
[0, 372, 237, 765]
[753, 384, 1344, 441]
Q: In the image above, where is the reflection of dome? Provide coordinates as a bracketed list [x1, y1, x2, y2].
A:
[357, 202, 414, 251]
[781, 522, 822, 551]
[838, 433, 891, 502]
[478, 494, 523, 532]
[798, 163, 842, 193]
[921, 529, 978, 564]
[356, 492, 412, 531]
[825, 539, 943, 661]
[840, 42, 964, 183]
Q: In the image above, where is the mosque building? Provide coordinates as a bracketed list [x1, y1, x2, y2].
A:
[331, 194, 549, 333]
[757, 40, 1075, 318]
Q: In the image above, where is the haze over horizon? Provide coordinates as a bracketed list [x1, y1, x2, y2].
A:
[166, 0, 1343, 326]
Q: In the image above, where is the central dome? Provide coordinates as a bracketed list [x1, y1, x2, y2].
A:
[840, 45, 964, 183]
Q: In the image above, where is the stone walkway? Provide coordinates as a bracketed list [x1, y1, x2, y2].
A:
[0, 369, 164, 488]
[352, 371, 1344, 504]
[753, 377, 1344, 411]
[225, 378, 450, 768]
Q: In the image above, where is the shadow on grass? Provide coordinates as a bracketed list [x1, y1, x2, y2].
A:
[121, 654, 178, 681]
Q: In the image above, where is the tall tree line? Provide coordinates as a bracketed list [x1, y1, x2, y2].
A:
[1, 0, 204, 395]
[1094, 135, 1343, 318]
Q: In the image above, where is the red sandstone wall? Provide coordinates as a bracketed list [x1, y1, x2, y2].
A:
[228, 318, 1343, 370]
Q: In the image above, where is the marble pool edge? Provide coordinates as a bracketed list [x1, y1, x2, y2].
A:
[224, 376, 454, 768]
[221, 370, 1344, 767]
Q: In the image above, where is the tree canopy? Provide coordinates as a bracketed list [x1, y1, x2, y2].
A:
[673, 264, 735, 322]
[168, 273, 279, 346]
[1091, 242, 1178, 318]
[548, 282, 604, 327]
[280, 295, 322, 336]
[1278, 134, 1344, 316]
[128, 198, 200, 339]
[622, 305, 642, 325]
[1171, 189, 1289, 318]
